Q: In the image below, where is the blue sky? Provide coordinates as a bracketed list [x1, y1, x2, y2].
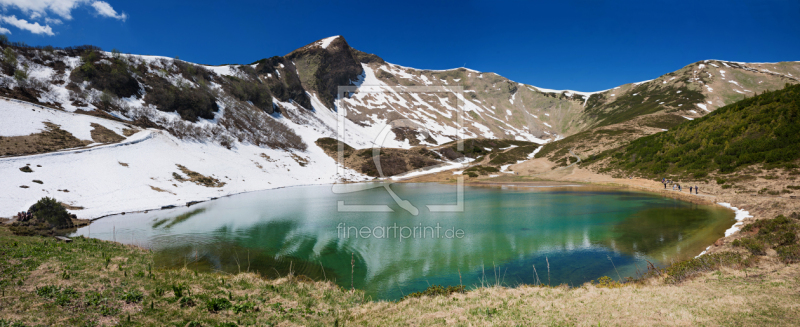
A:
[2, 0, 798, 91]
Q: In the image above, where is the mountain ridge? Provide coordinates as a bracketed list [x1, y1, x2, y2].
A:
[1, 35, 799, 218]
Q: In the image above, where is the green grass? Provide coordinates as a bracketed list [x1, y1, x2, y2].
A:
[0, 226, 367, 326]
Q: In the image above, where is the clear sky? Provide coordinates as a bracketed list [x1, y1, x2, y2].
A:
[2, 0, 798, 91]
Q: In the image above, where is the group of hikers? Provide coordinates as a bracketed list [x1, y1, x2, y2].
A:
[15, 210, 33, 222]
[662, 178, 699, 194]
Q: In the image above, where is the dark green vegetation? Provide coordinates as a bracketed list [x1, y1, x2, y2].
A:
[70, 50, 140, 99]
[9, 197, 76, 236]
[0, 226, 367, 326]
[733, 213, 800, 263]
[142, 59, 220, 122]
[599, 84, 800, 177]
[222, 74, 273, 114]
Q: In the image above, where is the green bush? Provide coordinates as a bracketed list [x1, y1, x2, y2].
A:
[777, 244, 800, 263]
[172, 283, 187, 298]
[232, 302, 256, 314]
[121, 290, 143, 303]
[28, 197, 73, 228]
[179, 296, 196, 308]
[732, 238, 765, 255]
[206, 297, 232, 312]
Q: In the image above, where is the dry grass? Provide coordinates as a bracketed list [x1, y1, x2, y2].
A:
[174, 164, 226, 188]
[349, 263, 800, 326]
[148, 185, 174, 195]
[0, 122, 91, 157]
[89, 123, 125, 143]
[2, 222, 799, 326]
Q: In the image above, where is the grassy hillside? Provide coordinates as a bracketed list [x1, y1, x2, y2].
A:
[597, 83, 800, 178]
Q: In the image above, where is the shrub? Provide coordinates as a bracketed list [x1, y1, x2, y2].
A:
[735, 214, 800, 262]
[121, 290, 143, 303]
[206, 298, 232, 312]
[69, 50, 140, 98]
[593, 276, 622, 288]
[777, 244, 800, 263]
[715, 177, 726, 184]
[28, 197, 73, 228]
[663, 252, 751, 284]
[732, 238, 765, 255]
[232, 302, 256, 314]
[179, 296, 196, 308]
[172, 284, 187, 298]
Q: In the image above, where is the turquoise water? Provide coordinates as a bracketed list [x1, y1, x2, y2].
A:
[71, 183, 734, 300]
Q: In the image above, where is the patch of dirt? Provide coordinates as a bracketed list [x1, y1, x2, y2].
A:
[290, 153, 309, 167]
[315, 138, 443, 177]
[59, 203, 84, 210]
[121, 128, 139, 137]
[118, 161, 129, 167]
[175, 165, 226, 188]
[89, 123, 125, 143]
[149, 185, 175, 195]
[0, 122, 91, 157]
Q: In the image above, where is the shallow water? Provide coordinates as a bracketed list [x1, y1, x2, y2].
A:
[72, 183, 734, 300]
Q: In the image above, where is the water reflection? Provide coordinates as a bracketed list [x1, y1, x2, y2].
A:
[72, 184, 734, 300]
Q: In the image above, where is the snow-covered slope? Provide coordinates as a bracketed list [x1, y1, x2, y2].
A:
[1, 98, 367, 218]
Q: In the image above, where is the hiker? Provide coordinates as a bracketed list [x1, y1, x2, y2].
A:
[689, 186, 693, 193]
[673, 184, 676, 190]
[695, 185, 699, 194]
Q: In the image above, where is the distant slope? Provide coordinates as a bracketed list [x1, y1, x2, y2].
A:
[591, 83, 800, 178]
